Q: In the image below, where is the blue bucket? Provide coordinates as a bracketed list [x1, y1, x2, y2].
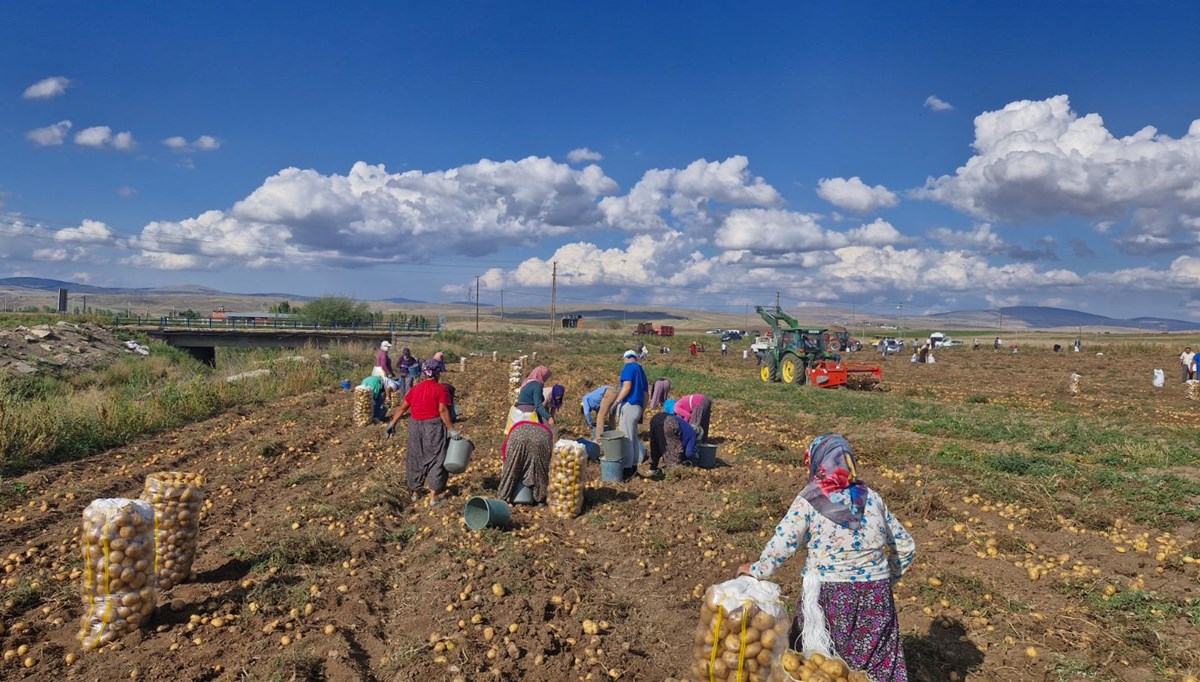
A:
[464, 497, 511, 530]
[341, 380, 352, 390]
[599, 458, 624, 482]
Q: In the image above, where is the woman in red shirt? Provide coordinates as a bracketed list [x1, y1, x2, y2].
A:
[384, 360, 456, 506]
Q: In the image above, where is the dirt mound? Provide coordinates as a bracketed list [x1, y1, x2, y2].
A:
[0, 321, 142, 377]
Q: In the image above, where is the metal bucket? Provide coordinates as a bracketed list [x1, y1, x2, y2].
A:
[512, 483, 536, 505]
[599, 458, 625, 482]
[463, 497, 510, 530]
[697, 443, 718, 469]
[444, 436, 474, 474]
[599, 429, 625, 461]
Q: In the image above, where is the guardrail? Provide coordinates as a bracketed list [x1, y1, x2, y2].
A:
[113, 316, 441, 333]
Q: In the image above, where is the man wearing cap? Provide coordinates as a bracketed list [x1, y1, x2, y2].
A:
[615, 350, 649, 480]
[373, 341, 396, 380]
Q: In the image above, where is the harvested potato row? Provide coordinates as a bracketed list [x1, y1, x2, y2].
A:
[141, 471, 207, 591]
[773, 650, 873, 682]
[78, 498, 158, 650]
[352, 386, 373, 427]
[691, 587, 790, 682]
[548, 440, 586, 519]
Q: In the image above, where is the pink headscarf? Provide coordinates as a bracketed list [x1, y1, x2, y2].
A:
[433, 351, 445, 362]
[520, 365, 551, 388]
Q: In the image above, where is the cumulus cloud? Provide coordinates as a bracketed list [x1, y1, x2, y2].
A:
[918, 95, 1200, 249]
[924, 95, 954, 111]
[22, 76, 70, 100]
[74, 126, 136, 151]
[164, 135, 221, 152]
[599, 156, 782, 233]
[713, 210, 906, 253]
[816, 176, 898, 214]
[128, 157, 619, 268]
[26, 120, 72, 146]
[54, 219, 115, 244]
[567, 147, 603, 163]
[927, 223, 1056, 260]
[117, 186, 137, 198]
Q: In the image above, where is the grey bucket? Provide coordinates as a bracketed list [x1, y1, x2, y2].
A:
[599, 458, 624, 482]
[444, 436, 474, 474]
[464, 497, 510, 530]
[599, 430, 625, 461]
[697, 443, 718, 469]
[512, 483, 536, 505]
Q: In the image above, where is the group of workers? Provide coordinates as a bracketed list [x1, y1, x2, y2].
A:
[359, 343, 912, 681]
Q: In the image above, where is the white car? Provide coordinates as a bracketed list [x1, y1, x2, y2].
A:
[706, 328, 724, 335]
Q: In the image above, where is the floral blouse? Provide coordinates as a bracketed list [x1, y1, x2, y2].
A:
[749, 489, 915, 583]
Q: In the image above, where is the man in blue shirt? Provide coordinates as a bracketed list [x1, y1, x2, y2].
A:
[615, 350, 649, 479]
[581, 385, 613, 439]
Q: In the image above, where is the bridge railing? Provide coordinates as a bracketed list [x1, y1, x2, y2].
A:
[113, 316, 441, 333]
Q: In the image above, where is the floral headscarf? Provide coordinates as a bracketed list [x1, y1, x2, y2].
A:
[422, 359, 443, 378]
[521, 365, 551, 388]
[800, 434, 868, 530]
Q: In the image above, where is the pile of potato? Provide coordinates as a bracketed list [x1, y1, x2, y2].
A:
[78, 499, 158, 650]
[548, 440, 586, 518]
[1187, 379, 1198, 401]
[141, 471, 206, 591]
[386, 388, 402, 410]
[691, 583, 789, 682]
[1070, 372, 1082, 396]
[774, 650, 872, 682]
[352, 386, 373, 426]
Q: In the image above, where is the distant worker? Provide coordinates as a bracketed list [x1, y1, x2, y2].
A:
[994, 337, 1001, 351]
[649, 378, 671, 410]
[1181, 346, 1195, 382]
[689, 341, 699, 357]
[615, 350, 649, 480]
[973, 337, 979, 351]
[383, 360, 456, 507]
[397, 347, 419, 395]
[373, 341, 396, 380]
[638, 342, 649, 360]
[581, 385, 617, 439]
[1074, 338, 1082, 353]
[668, 394, 713, 443]
[721, 340, 728, 356]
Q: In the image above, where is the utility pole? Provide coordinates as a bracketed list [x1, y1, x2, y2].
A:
[500, 289, 504, 322]
[475, 275, 481, 333]
[550, 261, 558, 341]
[775, 291, 781, 312]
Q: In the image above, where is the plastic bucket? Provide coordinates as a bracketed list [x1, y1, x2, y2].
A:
[341, 380, 352, 390]
[697, 444, 718, 469]
[599, 458, 625, 482]
[464, 497, 511, 530]
[444, 437, 474, 474]
[576, 438, 601, 461]
[599, 430, 625, 461]
[512, 483, 536, 505]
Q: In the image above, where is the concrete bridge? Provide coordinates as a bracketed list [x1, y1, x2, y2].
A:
[144, 328, 437, 366]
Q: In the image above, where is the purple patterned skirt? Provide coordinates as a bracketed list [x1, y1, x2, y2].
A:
[790, 578, 907, 682]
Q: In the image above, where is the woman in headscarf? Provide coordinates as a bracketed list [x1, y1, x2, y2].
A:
[648, 377, 671, 410]
[737, 435, 915, 681]
[670, 393, 712, 443]
[647, 406, 697, 475]
[542, 383, 565, 418]
[383, 360, 457, 507]
[428, 351, 457, 421]
[507, 365, 555, 432]
[397, 347, 418, 396]
[496, 420, 554, 505]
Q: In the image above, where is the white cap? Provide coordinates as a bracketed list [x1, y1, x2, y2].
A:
[623, 349, 637, 358]
[381, 341, 392, 350]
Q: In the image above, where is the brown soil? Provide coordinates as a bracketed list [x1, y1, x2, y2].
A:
[0, 345, 1197, 681]
[0, 321, 135, 377]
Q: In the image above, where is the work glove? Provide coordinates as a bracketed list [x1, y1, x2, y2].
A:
[384, 424, 396, 437]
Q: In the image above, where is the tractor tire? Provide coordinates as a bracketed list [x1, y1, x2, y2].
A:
[781, 355, 802, 384]
[828, 339, 843, 352]
[760, 364, 772, 383]
[850, 342, 862, 352]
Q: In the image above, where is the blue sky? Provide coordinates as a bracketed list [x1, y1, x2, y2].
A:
[4, 2, 1200, 317]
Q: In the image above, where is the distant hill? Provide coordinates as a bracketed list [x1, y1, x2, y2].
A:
[926, 306, 1200, 331]
[383, 296, 427, 304]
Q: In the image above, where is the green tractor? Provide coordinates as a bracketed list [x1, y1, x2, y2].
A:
[753, 305, 838, 385]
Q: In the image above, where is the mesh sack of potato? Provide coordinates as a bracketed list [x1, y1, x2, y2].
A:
[78, 498, 158, 650]
[548, 439, 586, 518]
[352, 386, 374, 426]
[386, 388, 402, 409]
[141, 471, 206, 591]
[773, 650, 874, 682]
[691, 576, 789, 682]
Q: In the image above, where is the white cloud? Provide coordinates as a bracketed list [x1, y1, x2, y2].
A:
[815, 176, 899, 214]
[54, 219, 115, 244]
[26, 120, 72, 146]
[713, 210, 907, 253]
[599, 156, 782, 233]
[128, 157, 619, 268]
[567, 147, 603, 163]
[71, 271, 92, 283]
[163, 135, 222, 152]
[918, 95, 1200, 249]
[117, 186, 137, 198]
[924, 95, 954, 111]
[22, 76, 70, 100]
[75, 126, 137, 151]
